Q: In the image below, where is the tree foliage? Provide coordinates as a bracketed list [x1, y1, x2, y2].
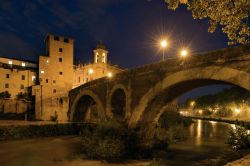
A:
[186, 87, 250, 108]
[164, 0, 250, 45]
[0, 91, 11, 99]
[227, 125, 250, 150]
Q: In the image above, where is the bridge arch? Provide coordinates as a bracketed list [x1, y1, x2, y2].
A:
[69, 90, 105, 122]
[107, 84, 130, 120]
[129, 66, 250, 127]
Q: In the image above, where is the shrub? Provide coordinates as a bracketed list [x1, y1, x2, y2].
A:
[159, 110, 192, 129]
[227, 125, 250, 150]
[0, 123, 87, 141]
[80, 120, 139, 162]
[0, 91, 11, 99]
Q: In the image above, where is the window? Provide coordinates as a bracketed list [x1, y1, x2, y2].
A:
[32, 76, 36, 82]
[54, 36, 59, 41]
[59, 48, 63, 52]
[6, 74, 9, 78]
[59, 57, 62, 62]
[21, 75, 25, 80]
[59, 72, 63, 75]
[53, 80, 56, 84]
[64, 38, 69, 43]
[53, 89, 56, 93]
[20, 84, 24, 89]
[96, 56, 99, 63]
[46, 60, 49, 64]
[46, 79, 49, 83]
[41, 70, 44, 74]
[8, 60, 12, 65]
[5, 83, 9, 88]
[21, 62, 25, 67]
[78, 77, 80, 83]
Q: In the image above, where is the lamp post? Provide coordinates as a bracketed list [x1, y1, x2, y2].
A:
[160, 39, 168, 61]
[88, 68, 94, 81]
[107, 72, 113, 78]
[180, 49, 188, 59]
[179, 49, 189, 65]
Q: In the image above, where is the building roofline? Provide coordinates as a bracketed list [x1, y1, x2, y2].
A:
[44, 33, 75, 42]
[0, 55, 38, 64]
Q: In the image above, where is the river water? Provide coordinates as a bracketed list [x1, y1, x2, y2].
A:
[0, 120, 233, 166]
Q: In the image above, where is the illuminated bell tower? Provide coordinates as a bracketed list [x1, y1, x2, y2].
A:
[93, 41, 108, 63]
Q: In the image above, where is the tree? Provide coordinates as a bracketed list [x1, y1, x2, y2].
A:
[164, 0, 250, 45]
[0, 91, 11, 99]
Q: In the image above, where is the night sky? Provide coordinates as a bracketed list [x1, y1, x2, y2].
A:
[0, 0, 235, 101]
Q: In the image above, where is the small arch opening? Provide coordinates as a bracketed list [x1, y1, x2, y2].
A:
[111, 88, 126, 121]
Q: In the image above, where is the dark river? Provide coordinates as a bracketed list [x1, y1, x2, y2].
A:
[0, 120, 233, 166]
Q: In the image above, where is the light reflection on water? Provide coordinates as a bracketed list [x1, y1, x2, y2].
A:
[185, 120, 232, 147]
[168, 120, 234, 165]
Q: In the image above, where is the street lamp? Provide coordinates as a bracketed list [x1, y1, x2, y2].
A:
[190, 100, 196, 107]
[180, 49, 188, 58]
[160, 39, 168, 61]
[107, 72, 113, 78]
[88, 68, 94, 74]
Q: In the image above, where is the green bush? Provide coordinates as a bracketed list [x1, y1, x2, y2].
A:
[0, 123, 88, 141]
[159, 110, 192, 129]
[0, 91, 11, 99]
[80, 120, 139, 162]
[227, 125, 250, 150]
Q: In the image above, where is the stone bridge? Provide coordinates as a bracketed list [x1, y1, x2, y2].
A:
[68, 45, 250, 127]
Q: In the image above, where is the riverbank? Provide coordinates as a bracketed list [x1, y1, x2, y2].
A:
[188, 116, 250, 129]
[0, 135, 150, 166]
[0, 121, 93, 141]
[225, 154, 250, 166]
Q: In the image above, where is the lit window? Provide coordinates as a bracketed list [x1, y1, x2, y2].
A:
[32, 76, 36, 81]
[41, 70, 44, 74]
[96, 55, 98, 63]
[102, 56, 105, 63]
[46, 60, 49, 64]
[21, 62, 26, 67]
[102, 53, 106, 56]
[8, 60, 12, 65]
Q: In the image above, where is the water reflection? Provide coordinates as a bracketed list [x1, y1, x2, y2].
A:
[196, 119, 202, 145]
[186, 120, 232, 147]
